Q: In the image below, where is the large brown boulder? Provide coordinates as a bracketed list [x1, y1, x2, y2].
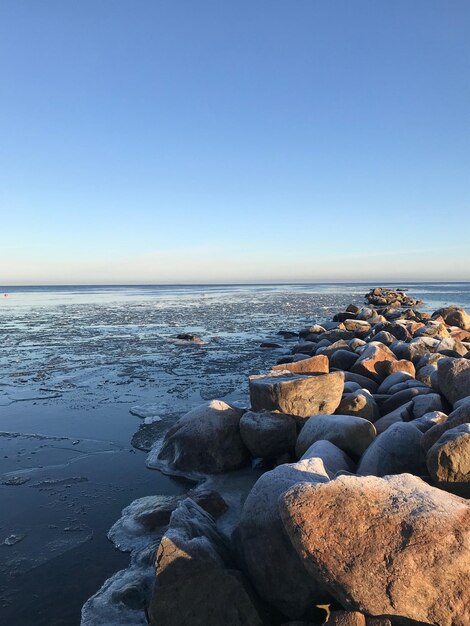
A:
[437, 357, 470, 405]
[272, 354, 329, 374]
[234, 458, 332, 619]
[351, 344, 398, 383]
[156, 400, 248, 474]
[249, 371, 344, 421]
[149, 499, 263, 626]
[432, 306, 470, 330]
[280, 474, 470, 626]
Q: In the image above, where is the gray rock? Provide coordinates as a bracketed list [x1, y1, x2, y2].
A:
[249, 371, 344, 421]
[150, 499, 263, 626]
[157, 400, 248, 474]
[437, 357, 470, 405]
[330, 349, 359, 371]
[300, 439, 356, 474]
[292, 341, 317, 355]
[357, 422, 426, 476]
[296, 414, 376, 459]
[436, 337, 468, 357]
[426, 424, 470, 496]
[373, 402, 413, 434]
[234, 458, 332, 619]
[336, 390, 380, 422]
[377, 372, 415, 394]
[343, 372, 378, 393]
[317, 340, 351, 358]
[343, 381, 362, 393]
[416, 364, 439, 390]
[239, 410, 297, 459]
[370, 330, 397, 346]
[349, 338, 367, 351]
[381, 322, 412, 342]
[379, 387, 433, 417]
[410, 393, 443, 419]
[421, 401, 470, 452]
[386, 380, 428, 394]
[412, 411, 448, 433]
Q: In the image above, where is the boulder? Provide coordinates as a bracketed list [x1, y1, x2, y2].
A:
[426, 423, 470, 496]
[421, 400, 470, 452]
[149, 499, 263, 626]
[318, 329, 355, 343]
[351, 344, 397, 383]
[386, 380, 428, 395]
[300, 439, 356, 474]
[432, 306, 470, 330]
[414, 323, 450, 339]
[357, 422, 426, 476]
[157, 400, 248, 474]
[317, 340, 351, 358]
[343, 372, 378, 393]
[325, 611, 366, 626]
[330, 349, 359, 371]
[292, 341, 317, 355]
[336, 390, 380, 422]
[436, 337, 468, 357]
[299, 324, 325, 337]
[279, 474, 470, 626]
[342, 319, 371, 333]
[381, 359, 416, 378]
[381, 322, 412, 342]
[343, 381, 362, 393]
[349, 338, 366, 351]
[412, 410, 448, 433]
[371, 330, 397, 346]
[249, 371, 344, 421]
[296, 414, 376, 459]
[378, 387, 433, 417]
[175, 333, 204, 343]
[410, 393, 443, 419]
[377, 372, 415, 395]
[234, 458, 332, 619]
[416, 364, 439, 390]
[272, 354, 329, 375]
[239, 410, 297, 459]
[437, 357, 470, 405]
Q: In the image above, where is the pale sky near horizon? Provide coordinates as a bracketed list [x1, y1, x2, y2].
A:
[1, 1, 469, 285]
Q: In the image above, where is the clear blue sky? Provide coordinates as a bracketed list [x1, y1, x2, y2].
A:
[1, 0, 469, 284]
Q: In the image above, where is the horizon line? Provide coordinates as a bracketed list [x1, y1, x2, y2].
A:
[2, 279, 470, 288]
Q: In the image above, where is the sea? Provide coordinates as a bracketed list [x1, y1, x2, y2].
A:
[0, 282, 469, 625]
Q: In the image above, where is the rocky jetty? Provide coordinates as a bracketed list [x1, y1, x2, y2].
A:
[90, 293, 470, 626]
[365, 287, 423, 308]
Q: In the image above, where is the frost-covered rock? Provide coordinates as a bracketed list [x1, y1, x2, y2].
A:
[155, 400, 248, 474]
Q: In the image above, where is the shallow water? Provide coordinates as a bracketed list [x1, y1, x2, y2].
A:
[0, 282, 468, 625]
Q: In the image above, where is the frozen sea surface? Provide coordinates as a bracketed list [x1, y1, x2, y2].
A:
[0, 282, 469, 626]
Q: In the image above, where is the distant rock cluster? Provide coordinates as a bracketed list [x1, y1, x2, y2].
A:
[103, 293, 470, 626]
[365, 287, 423, 308]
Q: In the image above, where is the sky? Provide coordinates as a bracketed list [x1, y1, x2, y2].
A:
[1, 0, 469, 284]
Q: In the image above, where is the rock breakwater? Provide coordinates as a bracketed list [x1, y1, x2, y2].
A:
[82, 291, 470, 626]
